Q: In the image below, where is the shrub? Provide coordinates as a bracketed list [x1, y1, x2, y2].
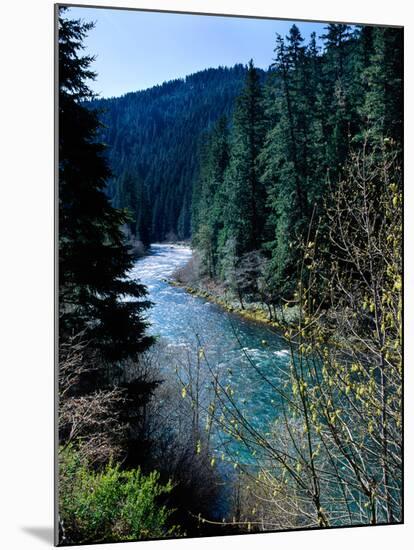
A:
[59, 446, 180, 544]
[173, 253, 201, 284]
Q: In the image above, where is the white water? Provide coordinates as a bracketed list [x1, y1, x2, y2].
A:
[130, 245, 291, 439]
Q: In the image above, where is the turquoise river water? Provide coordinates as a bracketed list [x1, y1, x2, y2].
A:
[130, 244, 292, 461]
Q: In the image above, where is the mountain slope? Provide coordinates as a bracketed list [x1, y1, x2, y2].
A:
[91, 64, 253, 243]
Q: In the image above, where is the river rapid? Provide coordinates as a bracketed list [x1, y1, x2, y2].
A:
[129, 243, 291, 462]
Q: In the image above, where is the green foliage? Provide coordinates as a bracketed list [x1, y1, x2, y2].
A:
[119, 172, 151, 246]
[222, 61, 267, 257]
[91, 65, 252, 242]
[57, 12, 403, 535]
[58, 9, 154, 361]
[217, 144, 402, 531]
[59, 446, 180, 544]
[191, 23, 403, 312]
[192, 115, 230, 276]
[192, 62, 267, 285]
[357, 26, 403, 145]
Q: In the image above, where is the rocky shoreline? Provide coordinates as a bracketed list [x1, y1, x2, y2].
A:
[168, 278, 298, 330]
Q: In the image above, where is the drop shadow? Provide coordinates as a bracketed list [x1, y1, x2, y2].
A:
[21, 526, 54, 544]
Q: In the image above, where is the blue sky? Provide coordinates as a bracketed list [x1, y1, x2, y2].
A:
[67, 6, 327, 98]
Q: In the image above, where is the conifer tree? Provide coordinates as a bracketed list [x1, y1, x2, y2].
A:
[96, 65, 248, 242]
[119, 172, 151, 246]
[360, 27, 403, 146]
[192, 116, 230, 276]
[58, 8, 153, 361]
[319, 23, 354, 177]
[259, 28, 311, 299]
[220, 61, 266, 261]
[178, 22, 402, 311]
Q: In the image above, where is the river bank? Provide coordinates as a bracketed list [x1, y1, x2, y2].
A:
[127, 244, 297, 528]
[169, 256, 298, 330]
[169, 279, 278, 325]
[130, 242, 291, 424]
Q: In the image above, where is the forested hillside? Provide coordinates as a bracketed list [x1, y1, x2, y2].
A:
[91, 65, 252, 243]
[191, 24, 403, 306]
[58, 9, 403, 543]
[187, 25, 403, 528]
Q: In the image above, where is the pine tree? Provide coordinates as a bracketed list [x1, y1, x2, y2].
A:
[319, 23, 355, 177]
[359, 27, 403, 146]
[93, 65, 249, 242]
[192, 116, 230, 276]
[119, 171, 151, 246]
[259, 28, 312, 299]
[58, 8, 153, 361]
[220, 61, 266, 261]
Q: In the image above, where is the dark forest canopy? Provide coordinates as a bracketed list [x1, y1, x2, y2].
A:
[191, 23, 403, 304]
[58, 10, 154, 362]
[90, 65, 256, 243]
[89, 24, 402, 270]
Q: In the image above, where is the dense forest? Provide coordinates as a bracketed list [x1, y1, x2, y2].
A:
[58, 7, 403, 546]
[91, 65, 253, 243]
[191, 24, 402, 307]
[187, 24, 403, 529]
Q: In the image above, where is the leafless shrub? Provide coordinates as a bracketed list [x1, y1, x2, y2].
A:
[165, 230, 178, 243]
[173, 252, 201, 284]
[60, 389, 127, 464]
[129, 238, 146, 259]
[121, 225, 146, 258]
[212, 142, 402, 529]
[139, 339, 223, 520]
[59, 333, 128, 464]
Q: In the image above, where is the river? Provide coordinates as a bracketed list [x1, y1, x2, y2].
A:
[129, 243, 291, 463]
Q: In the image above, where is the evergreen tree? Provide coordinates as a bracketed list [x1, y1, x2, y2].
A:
[58, 8, 153, 361]
[259, 28, 313, 298]
[120, 171, 151, 246]
[359, 26, 403, 146]
[192, 116, 230, 276]
[92, 65, 249, 242]
[319, 23, 355, 177]
[220, 61, 266, 262]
